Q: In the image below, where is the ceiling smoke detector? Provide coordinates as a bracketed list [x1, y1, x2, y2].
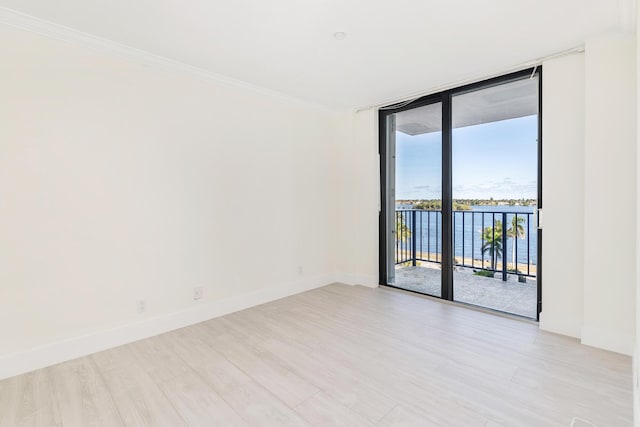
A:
[333, 32, 347, 40]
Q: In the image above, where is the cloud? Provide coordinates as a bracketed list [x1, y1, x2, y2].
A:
[398, 178, 536, 200]
[453, 178, 536, 199]
[396, 184, 442, 199]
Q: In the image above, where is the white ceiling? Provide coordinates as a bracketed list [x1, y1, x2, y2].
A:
[0, 0, 631, 108]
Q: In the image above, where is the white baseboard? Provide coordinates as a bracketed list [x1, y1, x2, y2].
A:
[0, 274, 339, 381]
[334, 273, 379, 288]
[538, 310, 582, 339]
[581, 324, 634, 356]
[539, 312, 634, 356]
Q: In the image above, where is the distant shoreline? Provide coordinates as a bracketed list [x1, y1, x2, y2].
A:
[397, 198, 537, 208]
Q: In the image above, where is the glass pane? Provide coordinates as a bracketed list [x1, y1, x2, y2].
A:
[392, 102, 442, 297]
[451, 77, 538, 318]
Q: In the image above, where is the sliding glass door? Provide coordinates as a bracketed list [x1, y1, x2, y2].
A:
[379, 68, 542, 319]
[385, 103, 443, 297]
[451, 78, 539, 318]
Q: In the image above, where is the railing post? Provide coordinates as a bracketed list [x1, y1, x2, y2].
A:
[412, 210, 417, 266]
[501, 212, 507, 282]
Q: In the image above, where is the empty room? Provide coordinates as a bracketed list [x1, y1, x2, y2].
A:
[1, 0, 639, 426]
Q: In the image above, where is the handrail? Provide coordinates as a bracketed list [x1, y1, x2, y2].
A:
[395, 209, 537, 279]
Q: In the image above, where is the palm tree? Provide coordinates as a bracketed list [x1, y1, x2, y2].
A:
[395, 212, 412, 263]
[507, 216, 526, 272]
[481, 221, 503, 270]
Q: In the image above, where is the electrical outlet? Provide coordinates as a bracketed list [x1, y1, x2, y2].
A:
[194, 287, 203, 300]
[137, 300, 146, 314]
[297, 266, 303, 276]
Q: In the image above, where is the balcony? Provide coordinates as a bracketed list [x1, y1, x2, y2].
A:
[393, 209, 537, 318]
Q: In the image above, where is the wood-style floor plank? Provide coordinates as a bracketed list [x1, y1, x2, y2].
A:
[219, 381, 311, 427]
[0, 369, 62, 427]
[256, 336, 398, 424]
[49, 358, 122, 426]
[161, 326, 254, 396]
[0, 284, 632, 426]
[211, 333, 320, 407]
[294, 391, 376, 427]
[91, 345, 186, 427]
[157, 372, 248, 427]
[377, 404, 441, 427]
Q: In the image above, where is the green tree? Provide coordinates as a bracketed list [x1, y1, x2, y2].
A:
[481, 221, 503, 270]
[395, 212, 412, 263]
[507, 216, 526, 272]
[413, 200, 471, 211]
[396, 212, 411, 243]
[413, 200, 442, 210]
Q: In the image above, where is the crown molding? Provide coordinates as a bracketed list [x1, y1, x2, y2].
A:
[0, 7, 330, 111]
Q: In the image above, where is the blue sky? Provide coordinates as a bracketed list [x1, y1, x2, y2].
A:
[395, 115, 538, 200]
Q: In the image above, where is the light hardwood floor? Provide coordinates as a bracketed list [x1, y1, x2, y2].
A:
[0, 284, 632, 426]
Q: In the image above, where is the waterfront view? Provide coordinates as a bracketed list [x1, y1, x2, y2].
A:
[395, 202, 537, 271]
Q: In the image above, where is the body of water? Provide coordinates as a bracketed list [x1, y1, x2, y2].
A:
[398, 205, 538, 269]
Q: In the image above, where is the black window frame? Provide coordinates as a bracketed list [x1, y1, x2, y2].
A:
[378, 67, 543, 320]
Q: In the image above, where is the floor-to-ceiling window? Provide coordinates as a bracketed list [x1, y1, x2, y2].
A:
[379, 68, 542, 319]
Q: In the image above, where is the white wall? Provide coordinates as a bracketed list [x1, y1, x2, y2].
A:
[517, 35, 637, 355]
[582, 34, 636, 355]
[539, 53, 586, 339]
[334, 109, 379, 287]
[635, 5, 640, 423]
[0, 24, 343, 378]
